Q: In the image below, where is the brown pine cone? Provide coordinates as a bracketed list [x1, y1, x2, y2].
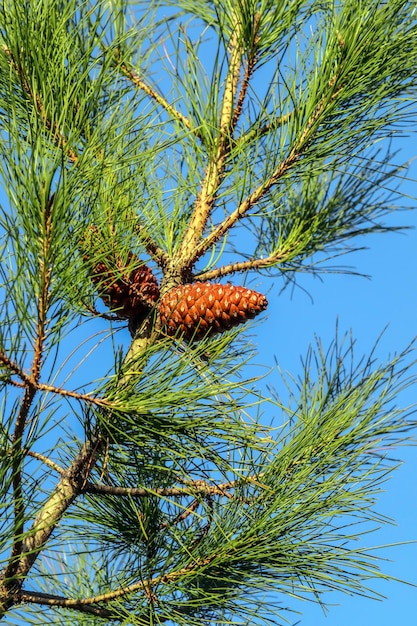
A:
[159, 282, 267, 340]
[89, 253, 159, 319]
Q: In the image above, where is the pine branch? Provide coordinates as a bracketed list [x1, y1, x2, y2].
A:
[26, 380, 110, 408]
[116, 52, 199, 138]
[194, 83, 343, 260]
[195, 248, 295, 281]
[0, 352, 112, 408]
[3, 194, 54, 584]
[2, 45, 167, 266]
[25, 451, 65, 475]
[1, 2, 416, 623]
[82, 480, 235, 498]
[161, 497, 200, 529]
[1, 378, 25, 390]
[19, 590, 118, 619]
[0, 438, 102, 617]
[0, 352, 31, 385]
[13, 555, 217, 609]
[177, 10, 246, 265]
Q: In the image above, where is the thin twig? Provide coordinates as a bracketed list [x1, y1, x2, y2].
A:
[133, 221, 170, 268]
[81, 302, 124, 322]
[30, 382, 111, 408]
[117, 57, 197, 136]
[25, 450, 65, 475]
[82, 480, 235, 498]
[0, 352, 31, 385]
[159, 498, 200, 530]
[231, 56, 255, 128]
[231, 13, 261, 129]
[2, 378, 25, 389]
[0, 353, 101, 409]
[15, 555, 216, 608]
[234, 110, 294, 148]
[19, 590, 117, 618]
[3, 194, 54, 583]
[195, 250, 294, 281]
[0, 371, 111, 408]
[192, 158, 293, 261]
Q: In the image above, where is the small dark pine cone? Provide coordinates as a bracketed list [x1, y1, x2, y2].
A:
[159, 282, 268, 340]
[90, 252, 159, 319]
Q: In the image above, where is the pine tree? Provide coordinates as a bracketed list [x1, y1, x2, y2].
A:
[0, 1, 417, 624]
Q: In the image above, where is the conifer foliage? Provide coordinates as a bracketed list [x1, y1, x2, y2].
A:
[0, 1, 417, 624]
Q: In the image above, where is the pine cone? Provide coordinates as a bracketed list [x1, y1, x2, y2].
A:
[89, 253, 159, 318]
[159, 282, 267, 340]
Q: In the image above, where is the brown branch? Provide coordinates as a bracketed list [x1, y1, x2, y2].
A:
[0, 369, 112, 408]
[193, 156, 296, 261]
[0, 353, 104, 411]
[15, 555, 217, 609]
[1, 378, 25, 390]
[231, 55, 255, 129]
[82, 480, 235, 498]
[231, 12, 261, 129]
[34, 382, 111, 408]
[19, 590, 117, 618]
[3, 194, 55, 584]
[0, 352, 31, 384]
[0, 360, 113, 407]
[160, 498, 200, 530]
[133, 221, 170, 268]
[195, 249, 295, 281]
